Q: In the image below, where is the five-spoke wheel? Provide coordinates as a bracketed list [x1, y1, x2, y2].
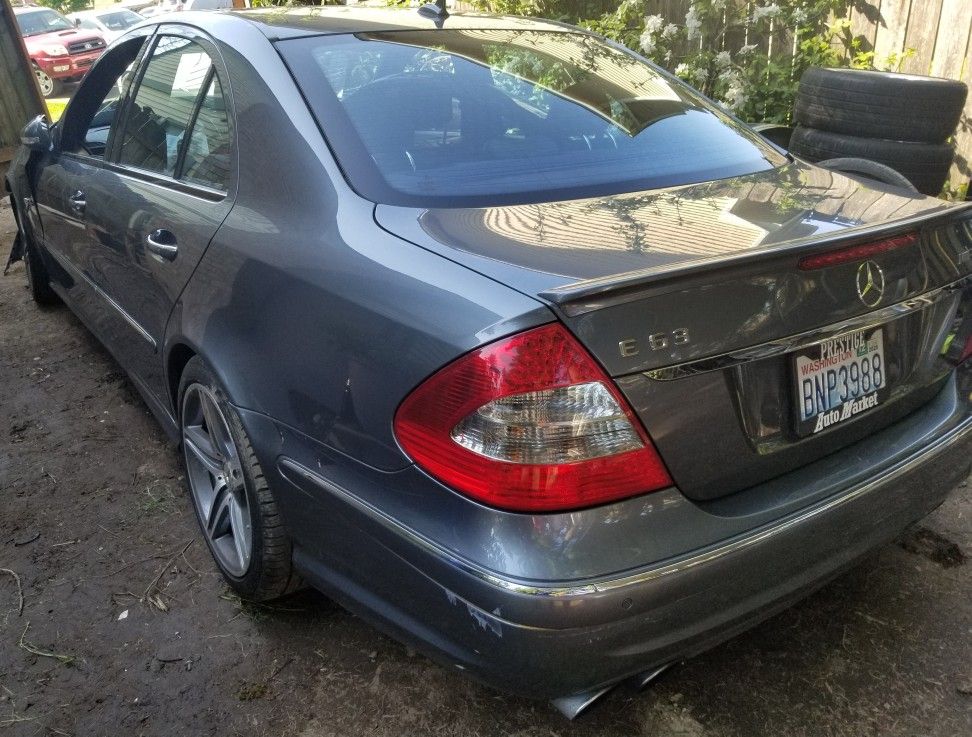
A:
[182, 384, 252, 577]
[178, 357, 299, 600]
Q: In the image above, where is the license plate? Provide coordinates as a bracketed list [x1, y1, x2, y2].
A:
[794, 327, 888, 436]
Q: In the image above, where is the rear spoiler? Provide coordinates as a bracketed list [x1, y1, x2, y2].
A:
[539, 202, 972, 316]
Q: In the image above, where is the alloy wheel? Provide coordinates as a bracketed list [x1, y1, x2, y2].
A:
[181, 384, 253, 577]
[34, 68, 54, 98]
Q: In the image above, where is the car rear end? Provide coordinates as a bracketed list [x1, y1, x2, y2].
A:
[266, 13, 972, 709]
[363, 210, 972, 706]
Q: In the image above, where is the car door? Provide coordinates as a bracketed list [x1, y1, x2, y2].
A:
[73, 28, 237, 404]
[31, 29, 153, 328]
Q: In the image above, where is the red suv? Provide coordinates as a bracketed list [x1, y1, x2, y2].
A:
[14, 6, 107, 98]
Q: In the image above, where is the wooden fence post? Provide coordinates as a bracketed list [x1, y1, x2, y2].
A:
[0, 0, 45, 164]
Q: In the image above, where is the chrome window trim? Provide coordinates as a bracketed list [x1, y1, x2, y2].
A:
[643, 276, 972, 381]
[58, 152, 228, 201]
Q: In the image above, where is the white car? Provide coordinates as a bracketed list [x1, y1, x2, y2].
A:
[139, 0, 235, 16]
[67, 8, 144, 44]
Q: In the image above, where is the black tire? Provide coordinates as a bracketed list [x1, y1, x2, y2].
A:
[815, 157, 919, 193]
[32, 64, 61, 99]
[12, 200, 60, 306]
[789, 126, 954, 196]
[794, 67, 967, 144]
[178, 357, 301, 601]
[751, 123, 793, 149]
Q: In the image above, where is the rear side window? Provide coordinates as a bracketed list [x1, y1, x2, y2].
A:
[116, 36, 212, 176]
[280, 30, 786, 208]
[181, 74, 231, 190]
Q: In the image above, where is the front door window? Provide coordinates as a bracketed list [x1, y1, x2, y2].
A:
[115, 36, 215, 177]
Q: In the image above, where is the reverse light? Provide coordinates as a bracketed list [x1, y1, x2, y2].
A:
[798, 232, 918, 270]
[394, 323, 672, 513]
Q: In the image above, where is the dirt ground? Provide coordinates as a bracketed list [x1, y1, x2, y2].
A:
[0, 197, 970, 737]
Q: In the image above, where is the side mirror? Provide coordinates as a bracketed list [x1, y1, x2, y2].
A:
[74, 18, 81, 27]
[21, 115, 53, 153]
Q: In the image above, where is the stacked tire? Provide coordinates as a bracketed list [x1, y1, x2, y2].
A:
[789, 67, 967, 196]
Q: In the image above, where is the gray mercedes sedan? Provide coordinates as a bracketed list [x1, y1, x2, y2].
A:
[5, 5, 972, 718]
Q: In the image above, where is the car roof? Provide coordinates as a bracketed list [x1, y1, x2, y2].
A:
[12, 6, 49, 14]
[228, 6, 573, 40]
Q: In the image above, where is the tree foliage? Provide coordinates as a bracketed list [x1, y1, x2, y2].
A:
[36, 0, 90, 15]
[467, 1, 912, 124]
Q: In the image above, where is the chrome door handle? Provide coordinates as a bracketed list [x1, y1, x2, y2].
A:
[69, 190, 86, 214]
[146, 229, 178, 261]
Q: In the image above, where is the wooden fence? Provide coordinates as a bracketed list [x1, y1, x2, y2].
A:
[846, 0, 972, 192]
[636, 0, 972, 193]
[0, 0, 44, 164]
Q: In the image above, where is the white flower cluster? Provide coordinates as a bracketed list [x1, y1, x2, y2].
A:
[714, 50, 732, 68]
[685, 5, 702, 40]
[675, 63, 708, 86]
[752, 3, 781, 23]
[738, 43, 758, 56]
[640, 14, 674, 56]
[639, 29, 657, 55]
[724, 78, 748, 110]
[643, 13, 665, 34]
[618, 0, 648, 17]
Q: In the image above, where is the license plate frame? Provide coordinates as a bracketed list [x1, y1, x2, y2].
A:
[793, 326, 889, 437]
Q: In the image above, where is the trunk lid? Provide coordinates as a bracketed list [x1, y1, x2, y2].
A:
[376, 162, 972, 500]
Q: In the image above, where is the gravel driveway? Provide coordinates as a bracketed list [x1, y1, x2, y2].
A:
[1, 197, 970, 736]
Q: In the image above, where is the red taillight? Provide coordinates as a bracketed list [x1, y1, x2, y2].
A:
[394, 323, 672, 513]
[798, 233, 918, 270]
[962, 334, 972, 363]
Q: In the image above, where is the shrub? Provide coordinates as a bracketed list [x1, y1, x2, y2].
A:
[467, 1, 909, 124]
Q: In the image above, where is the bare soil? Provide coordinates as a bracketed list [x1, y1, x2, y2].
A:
[1, 198, 970, 737]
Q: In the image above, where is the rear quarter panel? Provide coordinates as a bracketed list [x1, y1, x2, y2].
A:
[167, 27, 551, 471]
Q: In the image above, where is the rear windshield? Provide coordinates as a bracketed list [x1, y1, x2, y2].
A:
[279, 29, 786, 207]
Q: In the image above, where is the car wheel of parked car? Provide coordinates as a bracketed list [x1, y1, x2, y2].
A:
[32, 65, 60, 99]
[794, 67, 967, 144]
[179, 358, 301, 600]
[788, 125, 954, 196]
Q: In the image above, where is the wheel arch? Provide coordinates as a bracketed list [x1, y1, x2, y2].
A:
[166, 341, 198, 419]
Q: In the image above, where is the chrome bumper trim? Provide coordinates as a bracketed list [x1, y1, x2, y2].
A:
[279, 411, 972, 599]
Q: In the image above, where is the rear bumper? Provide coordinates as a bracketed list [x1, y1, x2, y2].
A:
[243, 372, 972, 701]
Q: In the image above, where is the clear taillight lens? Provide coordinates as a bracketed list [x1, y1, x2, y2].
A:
[394, 323, 672, 513]
[451, 382, 644, 464]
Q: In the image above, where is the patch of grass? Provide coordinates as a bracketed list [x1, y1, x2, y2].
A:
[139, 482, 178, 516]
[236, 682, 267, 701]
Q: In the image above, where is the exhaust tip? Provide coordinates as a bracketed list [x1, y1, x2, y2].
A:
[551, 662, 676, 719]
[631, 662, 674, 691]
[551, 684, 616, 720]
